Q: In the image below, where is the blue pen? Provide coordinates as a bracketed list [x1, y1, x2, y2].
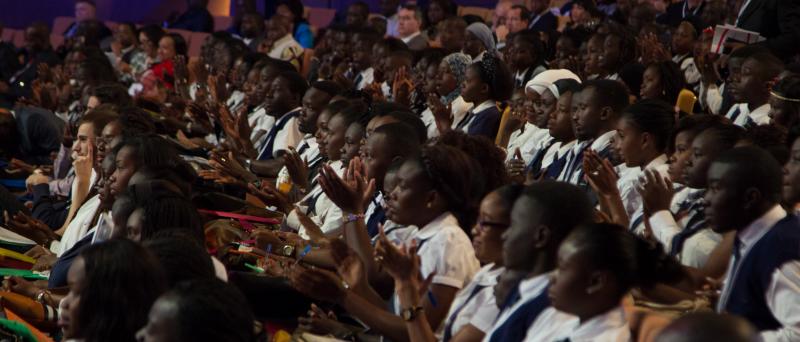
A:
[294, 245, 313, 265]
[427, 291, 438, 308]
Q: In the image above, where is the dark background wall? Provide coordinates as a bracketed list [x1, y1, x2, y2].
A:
[0, 0, 493, 30]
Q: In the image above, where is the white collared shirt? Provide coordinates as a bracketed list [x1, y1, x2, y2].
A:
[542, 140, 577, 170]
[55, 194, 102, 256]
[393, 212, 480, 315]
[558, 129, 615, 185]
[400, 31, 422, 44]
[716, 205, 800, 342]
[506, 123, 541, 163]
[556, 140, 591, 183]
[673, 54, 701, 86]
[271, 107, 304, 158]
[628, 155, 670, 235]
[726, 102, 771, 127]
[422, 96, 473, 139]
[483, 273, 552, 342]
[648, 187, 722, 267]
[520, 129, 555, 166]
[274, 134, 320, 189]
[701, 82, 725, 115]
[525, 305, 631, 342]
[248, 105, 276, 151]
[438, 264, 504, 339]
[355, 68, 374, 91]
[289, 160, 347, 239]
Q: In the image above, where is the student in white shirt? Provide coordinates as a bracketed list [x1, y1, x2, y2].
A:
[559, 79, 629, 185]
[483, 181, 594, 342]
[506, 70, 579, 181]
[385, 184, 524, 342]
[642, 122, 742, 268]
[585, 99, 675, 233]
[783, 136, 800, 213]
[245, 71, 307, 179]
[425, 52, 473, 138]
[351, 29, 381, 91]
[532, 223, 685, 342]
[725, 52, 783, 127]
[264, 16, 303, 69]
[705, 146, 800, 341]
[302, 144, 481, 342]
[540, 79, 582, 180]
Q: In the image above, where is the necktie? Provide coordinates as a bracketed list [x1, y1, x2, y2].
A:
[257, 111, 299, 160]
[727, 105, 743, 123]
[366, 199, 387, 238]
[718, 237, 743, 311]
[488, 285, 551, 342]
[354, 73, 364, 88]
[669, 191, 707, 256]
[442, 284, 488, 342]
[527, 140, 557, 177]
[544, 151, 570, 180]
[456, 110, 474, 132]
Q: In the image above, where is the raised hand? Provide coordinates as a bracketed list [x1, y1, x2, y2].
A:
[427, 93, 453, 134]
[507, 148, 527, 184]
[283, 148, 310, 191]
[582, 149, 619, 197]
[294, 206, 328, 245]
[392, 66, 414, 107]
[73, 142, 94, 183]
[374, 226, 419, 282]
[318, 159, 376, 215]
[638, 169, 674, 215]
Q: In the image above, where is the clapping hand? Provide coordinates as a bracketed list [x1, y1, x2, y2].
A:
[392, 66, 414, 107]
[318, 158, 376, 215]
[583, 149, 619, 197]
[638, 169, 674, 216]
[427, 93, 453, 134]
[507, 148, 527, 184]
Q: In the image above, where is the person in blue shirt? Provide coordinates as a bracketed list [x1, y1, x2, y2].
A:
[277, 0, 314, 49]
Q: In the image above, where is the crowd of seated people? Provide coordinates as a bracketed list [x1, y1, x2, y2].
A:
[0, 0, 796, 340]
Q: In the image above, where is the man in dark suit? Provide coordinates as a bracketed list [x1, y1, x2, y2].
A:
[169, 0, 215, 33]
[0, 23, 20, 84]
[63, 0, 112, 40]
[397, 4, 429, 51]
[528, 0, 558, 33]
[0, 22, 60, 109]
[656, 0, 707, 28]
[735, 0, 800, 61]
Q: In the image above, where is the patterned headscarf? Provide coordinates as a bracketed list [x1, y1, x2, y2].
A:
[440, 52, 473, 104]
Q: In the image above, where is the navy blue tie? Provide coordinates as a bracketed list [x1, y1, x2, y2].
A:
[728, 106, 743, 123]
[544, 152, 570, 180]
[488, 285, 551, 342]
[526, 140, 557, 177]
[442, 284, 488, 342]
[366, 201, 387, 238]
[257, 111, 300, 161]
[669, 191, 707, 256]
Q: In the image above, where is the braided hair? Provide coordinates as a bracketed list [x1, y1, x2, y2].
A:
[470, 53, 514, 101]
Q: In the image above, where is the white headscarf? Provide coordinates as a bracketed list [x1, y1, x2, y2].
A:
[524, 69, 582, 98]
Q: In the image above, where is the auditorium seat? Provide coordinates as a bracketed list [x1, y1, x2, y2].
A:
[52, 16, 75, 36]
[305, 7, 336, 29]
[213, 16, 233, 32]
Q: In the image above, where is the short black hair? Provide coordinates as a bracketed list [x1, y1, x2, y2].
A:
[164, 279, 255, 342]
[138, 24, 165, 48]
[144, 236, 215, 288]
[276, 71, 310, 97]
[513, 30, 545, 66]
[582, 79, 630, 116]
[668, 114, 726, 154]
[511, 5, 531, 21]
[655, 312, 757, 342]
[713, 146, 783, 204]
[91, 82, 133, 109]
[372, 122, 422, 159]
[385, 111, 427, 143]
[117, 106, 156, 137]
[622, 99, 676, 152]
[520, 181, 593, 244]
[311, 80, 342, 98]
[646, 60, 686, 104]
[165, 32, 188, 57]
[471, 54, 514, 101]
[746, 52, 784, 81]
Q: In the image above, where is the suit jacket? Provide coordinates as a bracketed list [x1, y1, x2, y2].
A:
[736, 0, 800, 60]
[528, 11, 558, 33]
[405, 33, 429, 51]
